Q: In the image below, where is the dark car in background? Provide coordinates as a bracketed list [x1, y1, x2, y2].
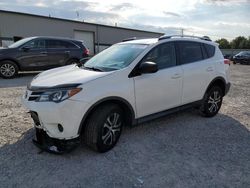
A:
[232, 51, 250, 65]
[0, 36, 90, 78]
[223, 54, 233, 61]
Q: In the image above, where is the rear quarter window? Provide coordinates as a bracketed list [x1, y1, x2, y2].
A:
[66, 41, 79, 49]
[73, 41, 85, 49]
[204, 43, 215, 58]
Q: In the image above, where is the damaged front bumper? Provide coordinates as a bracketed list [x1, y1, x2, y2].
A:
[30, 111, 80, 154]
[33, 128, 80, 154]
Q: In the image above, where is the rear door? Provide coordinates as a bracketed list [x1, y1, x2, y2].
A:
[177, 41, 215, 104]
[18, 39, 48, 70]
[46, 39, 70, 68]
[134, 42, 183, 118]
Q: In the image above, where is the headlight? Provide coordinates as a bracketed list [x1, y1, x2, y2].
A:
[37, 88, 82, 103]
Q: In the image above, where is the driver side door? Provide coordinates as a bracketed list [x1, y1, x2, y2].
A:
[18, 39, 49, 70]
[133, 42, 183, 118]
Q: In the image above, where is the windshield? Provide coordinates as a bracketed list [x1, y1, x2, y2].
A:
[8, 38, 33, 48]
[83, 44, 148, 71]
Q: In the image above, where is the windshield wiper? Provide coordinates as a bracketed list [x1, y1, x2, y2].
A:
[83, 66, 104, 72]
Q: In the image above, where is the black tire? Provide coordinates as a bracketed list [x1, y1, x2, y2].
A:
[0, 60, 18, 79]
[199, 86, 223, 117]
[83, 104, 124, 152]
[66, 59, 79, 65]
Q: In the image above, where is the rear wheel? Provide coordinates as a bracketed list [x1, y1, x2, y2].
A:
[66, 59, 79, 65]
[83, 104, 124, 152]
[200, 86, 223, 117]
[0, 61, 18, 78]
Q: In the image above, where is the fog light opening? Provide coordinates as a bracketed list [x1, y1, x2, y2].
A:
[58, 124, 64, 132]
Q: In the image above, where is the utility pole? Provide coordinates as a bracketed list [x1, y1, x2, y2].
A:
[76, 11, 79, 20]
[181, 28, 184, 36]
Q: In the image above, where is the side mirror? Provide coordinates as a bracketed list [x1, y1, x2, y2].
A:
[21, 46, 30, 52]
[138, 61, 158, 74]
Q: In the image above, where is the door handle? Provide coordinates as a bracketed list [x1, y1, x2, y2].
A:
[64, 51, 70, 54]
[171, 73, 181, 79]
[206, 67, 213, 72]
[40, 51, 47, 54]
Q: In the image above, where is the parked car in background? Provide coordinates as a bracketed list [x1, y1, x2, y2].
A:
[232, 51, 250, 65]
[223, 54, 233, 61]
[0, 36, 90, 78]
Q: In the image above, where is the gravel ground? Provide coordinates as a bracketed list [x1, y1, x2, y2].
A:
[0, 65, 249, 188]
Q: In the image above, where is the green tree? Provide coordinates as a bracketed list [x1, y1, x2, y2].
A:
[247, 36, 250, 49]
[215, 38, 231, 49]
[230, 36, 248, 49]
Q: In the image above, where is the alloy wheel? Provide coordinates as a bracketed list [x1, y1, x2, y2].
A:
[207, 91, 221, 113]
[102, 113, 122, 146]
[0, 63, 16, 77]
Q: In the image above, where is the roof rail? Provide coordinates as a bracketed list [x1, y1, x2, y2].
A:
[122, 37, 153, 42]
[158, 35, 212, 41]
[122, 37, 137, 42]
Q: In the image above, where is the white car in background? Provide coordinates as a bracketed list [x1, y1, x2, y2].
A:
[22, 35, 231, 154]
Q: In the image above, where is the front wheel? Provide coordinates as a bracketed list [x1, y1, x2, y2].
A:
[83, 104, 124, 152]
[0, 61, 18, 78]
[200, 86, 223, 117]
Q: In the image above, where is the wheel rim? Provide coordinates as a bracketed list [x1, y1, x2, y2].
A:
[102, 113, 122, 146]
[0, 63, 15, 77]
[208, 90, 221, 113]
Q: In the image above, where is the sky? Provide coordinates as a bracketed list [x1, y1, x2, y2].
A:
[0, 0, 250, 40]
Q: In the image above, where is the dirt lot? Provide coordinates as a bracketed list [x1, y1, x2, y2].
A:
[0, 65, 249, 188]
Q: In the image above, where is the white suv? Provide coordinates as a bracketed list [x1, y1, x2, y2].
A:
[22, 35, 231, 154]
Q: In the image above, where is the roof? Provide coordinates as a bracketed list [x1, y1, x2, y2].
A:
[31, 36, 82, 42]
[0, 9, 164, 35]
[120, 35, 216, 46]
[121, 38, 158, 45]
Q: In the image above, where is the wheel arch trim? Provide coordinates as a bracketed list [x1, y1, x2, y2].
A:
[0, 58, 20, 70]
[78, 96, 136, 134]
[204, 76, 227, 97]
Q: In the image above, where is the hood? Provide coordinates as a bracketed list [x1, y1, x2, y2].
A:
[0, 47, 12, 55]
[30, 65, 113, 88]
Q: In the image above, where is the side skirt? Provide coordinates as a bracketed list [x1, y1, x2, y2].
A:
[135, 100, 202, 125]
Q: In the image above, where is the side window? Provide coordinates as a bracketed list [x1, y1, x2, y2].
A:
[204, 43, 215, 58]
[143, 43, 176, 69]
[46, 40, 66, 49]
[66, 41, 78, 49]
[178, 42, 203, 64]
[24, 39, 45, 49]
